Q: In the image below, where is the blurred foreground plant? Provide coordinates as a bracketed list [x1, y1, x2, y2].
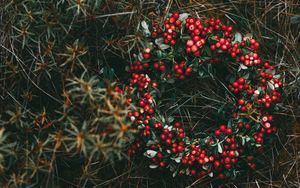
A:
[0, 77, 136, 187]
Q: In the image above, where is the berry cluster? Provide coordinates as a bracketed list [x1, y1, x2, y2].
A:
[173, 61, 193, 80]
[210, 37, 232, 52]
[240, 37, 260, 51]
[162, 12, 182, 45]
[161, 134, 185, 154]
[229, 77, 248, 94]
[127, 140, 143, 156]
[151, 22, 163, 39]
[153, 61, 167, 71]
[124, 12, 283, 180]
[259, 91, 281, 108]
[217, 137, 239, 171]
[181, 144, 213, 177]
[130, 61, 149, 72]
[240, 53, 261, 66]
[214, 124, 233, 136]
[186, 37, 206, 56]
[143, 48, 151, 59]
[228, 43, 241, 58]
[129, 73, 152, 92]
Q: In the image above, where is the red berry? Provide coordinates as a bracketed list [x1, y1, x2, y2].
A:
[191, 45, 198, 52]
[177, 145, 184, 152]
[238, 77, 245, 84]
[218, 173, 225, 179]
[214, 160, 221, 168]
[185, 67, 193, 75]
[214, 129, 221, 136]
[159, 161, 166, 168]
[226, 128, 232, 135]
[151, 31, 158, 38]
[238, 99, 245, 105]
[210, 45, 216, 51]
[143, 53, 150, 59]
[186, 40, 194, 47]
[219, 125, 226, 132]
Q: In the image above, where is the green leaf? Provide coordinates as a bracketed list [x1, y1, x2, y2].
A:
[145, 150, 158, 158]
[217, 143, 223, 153]
[141, 21, 150, 36]
[243, 73, 250, 79]
[166, 78, 175, 84]
[265, 69, 276, 75]
[203, 46, 212, 57]
[241, 48, 252, 54]
[199, 69, 204, 77]
[167, 116, 174, 123]
[149, 164, 159, 169]
[154, 50, 165, 59]
[209, 35, 218, 42]
[238, 64, 248, 71]
[103, 67, 115, 80]
[241, 136, 245, 145]
[155, 38, 170, 50]
[172, 171, 178, 177]
[218, 103, 227, 115]
[227, 119, 233, 128]
[233, 32, 242, 43]
[179, 13, 189, 21]
[268, 82, 275, 90]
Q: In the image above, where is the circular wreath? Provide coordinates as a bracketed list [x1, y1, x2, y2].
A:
[124, 12, 283, 179]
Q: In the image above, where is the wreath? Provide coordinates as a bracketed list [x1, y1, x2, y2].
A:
[123, 12, 283, 179]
